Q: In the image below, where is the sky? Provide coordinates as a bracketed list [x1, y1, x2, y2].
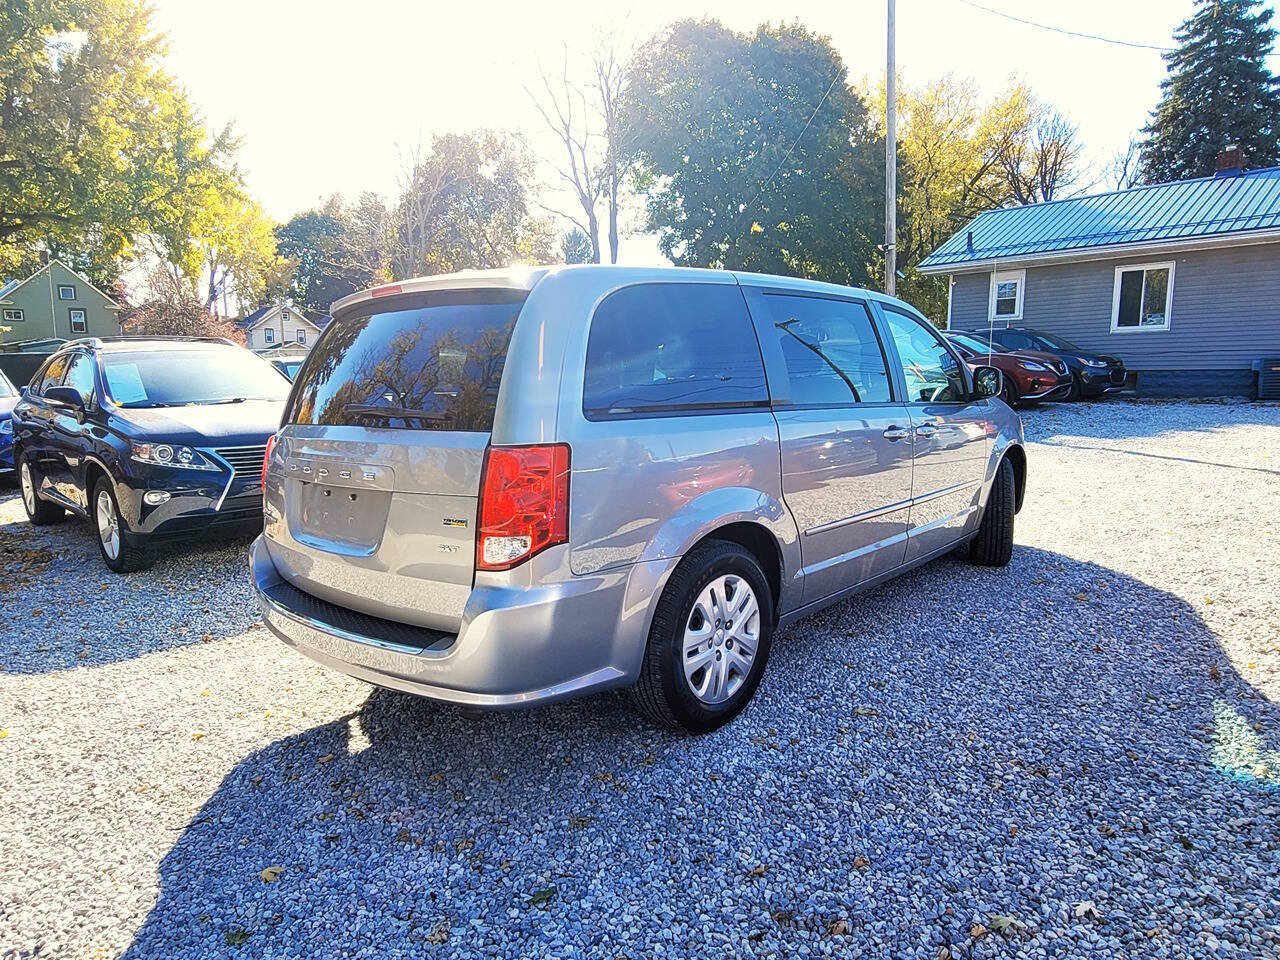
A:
[148, 0, 1277, 264]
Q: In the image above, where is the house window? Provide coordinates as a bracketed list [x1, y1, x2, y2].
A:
[282, 310, 290, 321]
[988, 269, 1024, 322]
[1111, 262, 1173, 332]
[69, 308, 87, 333]
[296, 329, 306, 344]
[264, 327, 276, 344]
[58, 284, 76, 300]
[2, 309, 23, 322]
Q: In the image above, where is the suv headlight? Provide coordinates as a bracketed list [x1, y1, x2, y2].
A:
[130, 442, 219, 471]
[1018, 360, 1049, 372]
[1081, 358, 1108, 368]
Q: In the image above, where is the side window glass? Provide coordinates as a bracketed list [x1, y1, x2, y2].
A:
[882, 308, 967, 403]
[36, 355, 71, 396]
[583, 283, 768, 416]
[1001, 331, 1033, 351]
[758, 295, 892, 404]
[63, 353, 97, 405]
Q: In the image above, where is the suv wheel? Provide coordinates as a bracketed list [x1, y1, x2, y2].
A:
[92, 477, 151, 573]
[969, 457, 1015, 567]
[18, 454, 65, 525]
[999, 377, 1018, 408]
[631, 540, 774, 733]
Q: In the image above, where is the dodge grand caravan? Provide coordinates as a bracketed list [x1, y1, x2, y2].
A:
[252, 266, 1026, 732]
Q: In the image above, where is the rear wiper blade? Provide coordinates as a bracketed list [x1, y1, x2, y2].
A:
[342, 403, 452, 422]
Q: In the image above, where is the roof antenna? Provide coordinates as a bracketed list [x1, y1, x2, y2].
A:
[966, 230, 975, 256]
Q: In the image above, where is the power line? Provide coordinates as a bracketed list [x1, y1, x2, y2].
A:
[736, 71, 842, 223]
[956, 0, 1173, 52]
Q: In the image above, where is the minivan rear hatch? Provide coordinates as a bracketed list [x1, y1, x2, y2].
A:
[264, 288, 526, 632]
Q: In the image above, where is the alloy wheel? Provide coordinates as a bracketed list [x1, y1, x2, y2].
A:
[96, 489, 121, 560]
[681, 574, 760, 704]
[20, 460, 36, 515]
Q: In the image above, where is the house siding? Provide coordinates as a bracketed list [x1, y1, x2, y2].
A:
[246, 306, 318, 352]
[0, 262, 120, 343]
[945, 242, 1280, 394]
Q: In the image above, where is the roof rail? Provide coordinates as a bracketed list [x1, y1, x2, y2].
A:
[62, 337, 105, 350]
[97, 335, 242, 346]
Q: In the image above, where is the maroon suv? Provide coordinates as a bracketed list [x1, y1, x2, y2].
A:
[945, 332, 1072, 407]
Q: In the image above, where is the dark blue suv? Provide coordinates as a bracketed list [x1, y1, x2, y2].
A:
[11, 337, 289, 572]
[0, 367, 17, 472]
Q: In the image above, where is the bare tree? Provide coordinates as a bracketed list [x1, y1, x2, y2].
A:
[1108, 138, 1144, 191]
[1000, 107, 1083, 205]
[525, 32, 637, 264]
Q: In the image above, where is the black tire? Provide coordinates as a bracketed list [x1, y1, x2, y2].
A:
[18, 453, 65, 525]
[91, 476, 152, 573]
[999, 376, 1018, 408]
[631, 540, 775, 733]
[969, 457, 1015, 567]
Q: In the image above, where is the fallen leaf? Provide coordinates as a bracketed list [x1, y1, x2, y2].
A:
[824, 919, 849, 937]
[527, 887, 556, 908]
[1098, 823, 1117, 837]
[423, 919, 450, 945]
[1074, 592, 1088, 601]
[260, 865, 284, 883]
[746, 864, 768, 879]
[938, 947, 953, 960]
[770, 909, 794, 926]
[1008, 825, 1019, 838]
[853, 707, 880, 717]
[317, 753, 334, 764]
[969, 923, 988, 941]
[224, 928, 250, 946]
[853, 855, 870, 870]
[1073, 900, 1103, 922]
[191, 731, 206, 742]
[987, 914, 1024, 935]
[454, 838, 473, 853]
[569, 815, 591, 828]
[428, 773, 444, 784]
[1208, 664, 1222, 682]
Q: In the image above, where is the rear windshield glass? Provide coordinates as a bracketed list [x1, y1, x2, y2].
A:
[103, 348, 289, 408]
[286, 291, 525, 431]
[583, 283, 768, 417]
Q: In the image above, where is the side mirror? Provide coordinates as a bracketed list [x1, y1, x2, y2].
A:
[45, 385, 86, 414]
[972, 365, 1004, 400]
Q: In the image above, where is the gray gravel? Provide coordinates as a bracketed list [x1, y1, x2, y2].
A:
[1, 399, 1278, 960]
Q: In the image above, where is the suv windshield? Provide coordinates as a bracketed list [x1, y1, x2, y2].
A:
[102, 347, 290, 408]
[1028, 331, 1083, 353]
[948, 332, 1004, 355]
[286, 291, 525, 431]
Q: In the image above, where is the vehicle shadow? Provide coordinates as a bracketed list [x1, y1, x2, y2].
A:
[0, 489, 261, 675]
[121, 547, 1278, 959]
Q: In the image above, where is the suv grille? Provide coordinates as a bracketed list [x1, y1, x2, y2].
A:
[1051, 361, 1069, 376]
[214, 444, 268, 474]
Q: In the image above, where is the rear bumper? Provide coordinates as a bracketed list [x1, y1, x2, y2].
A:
[250, 535, 670, 709]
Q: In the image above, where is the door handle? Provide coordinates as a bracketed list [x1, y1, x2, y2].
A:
[914, 424, 939, 438]
[882, 426, 911, 441]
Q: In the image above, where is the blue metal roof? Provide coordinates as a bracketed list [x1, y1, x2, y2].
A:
[918, 166, 1280, 272]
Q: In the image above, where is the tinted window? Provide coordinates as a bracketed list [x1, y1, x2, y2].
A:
[583, 283, 768, 417]
[36, 355, 70, 396]
[992, 330, 1032, 350]
[287, 291, 524, 431]
[102, 347, 289, 408]
[758, 294, 891, 404]
[63, 353, 97, 405]
[882, 308, 967, 403]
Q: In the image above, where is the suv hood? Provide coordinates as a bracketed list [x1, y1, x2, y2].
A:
[112, 400, 285, 446]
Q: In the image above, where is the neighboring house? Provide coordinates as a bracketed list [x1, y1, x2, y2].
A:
[918, 152, 1280, 398]
[0, 260, 122, 344]
[238, 303, 325, 355]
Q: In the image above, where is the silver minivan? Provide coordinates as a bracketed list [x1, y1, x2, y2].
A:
[251, 266, 1025, 732]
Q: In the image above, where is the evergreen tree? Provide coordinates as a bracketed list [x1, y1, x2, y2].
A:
[1141, 0, 1280, 183]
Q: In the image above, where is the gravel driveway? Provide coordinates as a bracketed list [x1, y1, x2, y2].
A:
[2, 400, 1278, 960]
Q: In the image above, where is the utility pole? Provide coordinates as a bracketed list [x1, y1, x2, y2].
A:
[885, 0, 897, 297]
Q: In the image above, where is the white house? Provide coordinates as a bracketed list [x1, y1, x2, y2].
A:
[239, 303, 325, 355]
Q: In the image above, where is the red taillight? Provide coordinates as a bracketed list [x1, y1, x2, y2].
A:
[261, 434, 276, 493]
[370, 284, 403, 298]
[476, 444, 570, 571]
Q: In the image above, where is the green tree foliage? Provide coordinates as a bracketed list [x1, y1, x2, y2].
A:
[623, 19, 883, 287]
[559, 227, 594, 264]
[0, 0, 235, 288]
[1141, 0, 1280, 182]
[391, 131, 554, 279]
[276, 194, 394, 313]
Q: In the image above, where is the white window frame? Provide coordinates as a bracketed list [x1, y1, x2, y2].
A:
[296, 328, 306, 344]
[1110, 261, 1175, 334]
[988, 269, 1025, 323]
[58, 284, 76, 300]
[2, 308, 23, 322]
[264, 327, 275, 344]
[68, 308, 87, 333]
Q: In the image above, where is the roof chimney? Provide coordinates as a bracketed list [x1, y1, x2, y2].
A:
[1215, 144, 1244, 177]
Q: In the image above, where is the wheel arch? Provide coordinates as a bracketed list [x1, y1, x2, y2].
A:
[1003, 443, 1027, 513]
[690, 521, 783, 620]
